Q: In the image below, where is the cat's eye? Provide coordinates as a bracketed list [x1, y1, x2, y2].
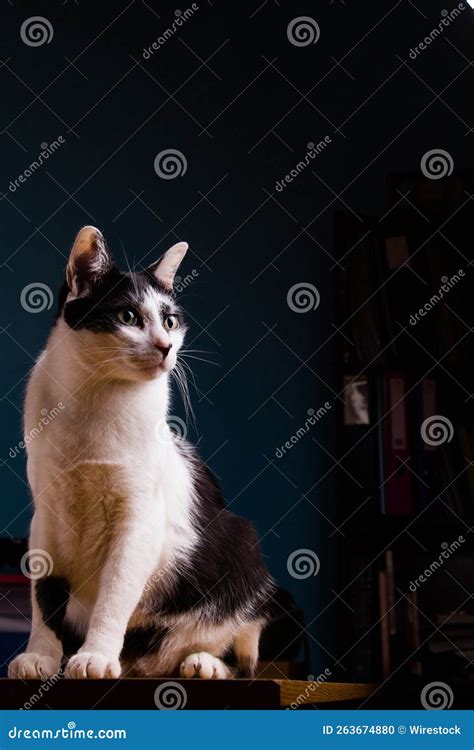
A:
[163, 315, 179, 331]
[117, 309, 138, 326]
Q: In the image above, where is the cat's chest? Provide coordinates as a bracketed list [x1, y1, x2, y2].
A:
[26, 393, 165, 501]
[47, 455, 191, 590]
[25, 358, 168, 472]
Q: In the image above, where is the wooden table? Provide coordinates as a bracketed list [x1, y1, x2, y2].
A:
[0, 679, 375, 709]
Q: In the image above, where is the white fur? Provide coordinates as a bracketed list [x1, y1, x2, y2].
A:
[180, 652, 230, 679]
[8, 233, 263, 681]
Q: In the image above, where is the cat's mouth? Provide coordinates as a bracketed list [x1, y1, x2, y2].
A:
[130, 357, 173, 378]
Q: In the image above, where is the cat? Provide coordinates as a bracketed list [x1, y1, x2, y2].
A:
[8, 226, 274, 680]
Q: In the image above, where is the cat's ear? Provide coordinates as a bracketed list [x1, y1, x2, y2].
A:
[66, 226, 114, 297]
[147, 242, 188, 291]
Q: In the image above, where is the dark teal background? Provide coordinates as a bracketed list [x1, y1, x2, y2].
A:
[0, 0, 472, 674]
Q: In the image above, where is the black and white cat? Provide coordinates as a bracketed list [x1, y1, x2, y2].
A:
[9, 226, 274, 680]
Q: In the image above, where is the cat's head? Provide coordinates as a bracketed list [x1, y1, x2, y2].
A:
[59, 226, 188, 382]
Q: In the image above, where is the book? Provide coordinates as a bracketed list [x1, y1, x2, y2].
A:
[378, 570, 390, 679]
[383, 372, 413, 515]
[385, 550, 396, 636]
[406, 591, 422, 676]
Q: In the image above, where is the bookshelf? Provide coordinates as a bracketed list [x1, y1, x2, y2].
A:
[331, 171, 473, 709]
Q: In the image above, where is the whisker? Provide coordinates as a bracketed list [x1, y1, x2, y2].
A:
[171, 363, 197, 435]
[177, 360, 209, 408]
[179, 354, 219, 367]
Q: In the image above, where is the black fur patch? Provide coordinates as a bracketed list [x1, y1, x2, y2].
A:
[35, 576, 69, 639]
[36, 577, 169, 661]
[60, 269, 182, 333]
[144, 446, 275, 623]
[121, 625, 168, 661]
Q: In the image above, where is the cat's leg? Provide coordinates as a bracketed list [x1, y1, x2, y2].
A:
[65, 507, 157, 679]
[132, 619, 235, 678]
[179, 620, 264, 679]
[233, 619, 264, 677]
[8, 515, 65, 679]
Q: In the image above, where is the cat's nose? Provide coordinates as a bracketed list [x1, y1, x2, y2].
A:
[156, 343, 172, 358]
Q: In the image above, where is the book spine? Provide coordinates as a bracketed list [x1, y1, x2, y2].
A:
[378, 570, 391, 679]
[384, 372, 413, 515]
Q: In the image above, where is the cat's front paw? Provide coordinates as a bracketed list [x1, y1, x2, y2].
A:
[8, 653, 61, 680]
[65, 652, 121, 679]
[180, 652, 231, 679]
